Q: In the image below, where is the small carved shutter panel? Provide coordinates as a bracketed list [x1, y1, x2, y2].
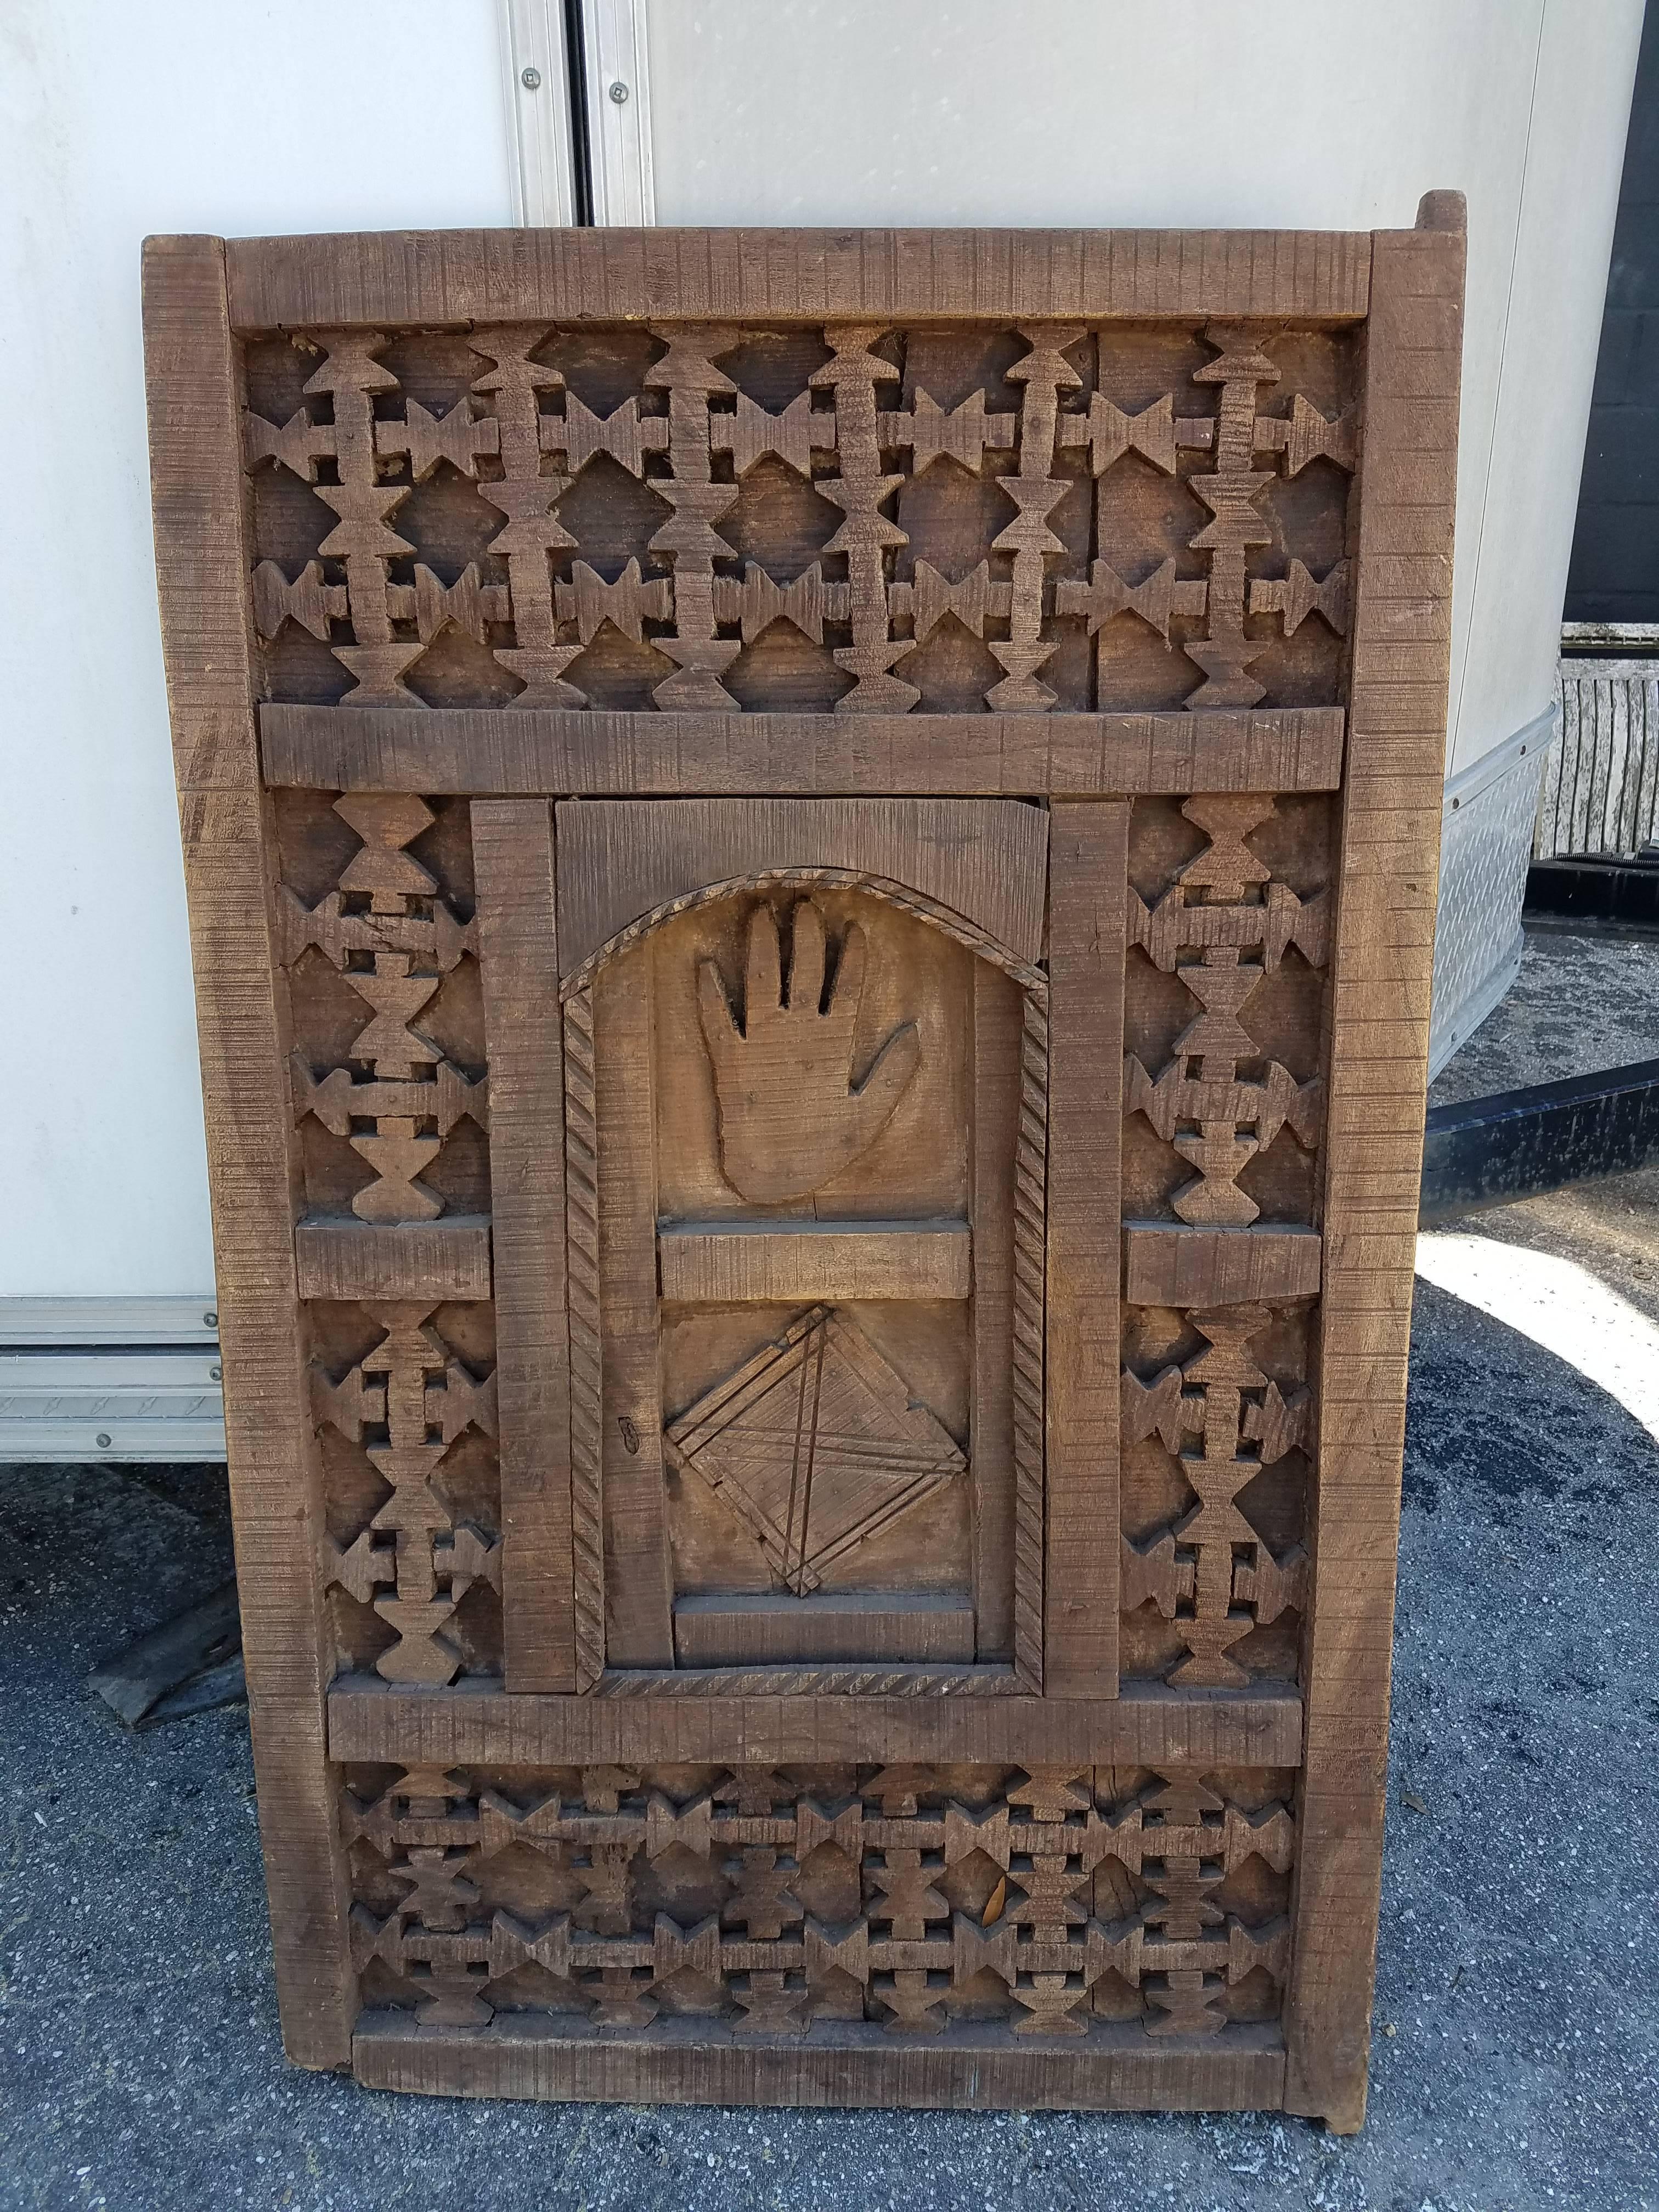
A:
[551, 798, 1050, 1689]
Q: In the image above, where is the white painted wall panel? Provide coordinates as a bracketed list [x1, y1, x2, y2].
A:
[0, 0, 515, 1297]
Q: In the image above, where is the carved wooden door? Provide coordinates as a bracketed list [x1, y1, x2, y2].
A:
[145, 207, 1465, 2128]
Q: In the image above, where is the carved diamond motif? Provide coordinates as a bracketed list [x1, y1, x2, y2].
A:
[664, 1306, 966, 1595]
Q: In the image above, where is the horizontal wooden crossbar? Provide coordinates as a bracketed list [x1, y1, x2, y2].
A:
[326, 1677, 1304, 1768]
[224, 224, 1371, 334]
[354, 2011, 1287, 2111]
[658, 1220, 970, 1302]
[258, 705, 1345, 799]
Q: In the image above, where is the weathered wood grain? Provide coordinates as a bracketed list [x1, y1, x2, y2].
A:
[1123, 1226, 1323, 1306]
[142, 235, 356, 2066]
[1044, 803, 1128, 1698]
[354, 2011, 1287, 2111]
[226, 226, 1370, 333]
[555, 798, 1048, 975]
[671, 1592, 975, 1667]
[1282, 198, 1466, 2137]
[592, 952, 674, 1668]
[260, 704, 1347, 799]
[292, 1218, 493, 1302]
[326, 1675, 1305, 1768]
[658, 1221, 970, 1303]
[472, 800, 575, 1692]
[152, 211, 1460, 2119]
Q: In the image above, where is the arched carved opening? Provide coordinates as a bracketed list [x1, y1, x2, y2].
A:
[559, 867, 1046, 1694]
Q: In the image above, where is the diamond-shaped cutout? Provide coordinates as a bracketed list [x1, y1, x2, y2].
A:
[665, 1307, 967, 1597]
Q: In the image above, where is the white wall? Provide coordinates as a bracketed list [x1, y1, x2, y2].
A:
[0, 1, 515, 1297]
[642, 0, 1643, 775]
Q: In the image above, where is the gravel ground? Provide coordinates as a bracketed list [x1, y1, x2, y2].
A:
[2, 923, 1656, 2211]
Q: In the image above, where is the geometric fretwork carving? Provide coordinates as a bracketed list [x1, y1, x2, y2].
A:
[696, 898, 920, 1203]
[1121, 1306, 1310, 1688]
[280, 793, 487, 1222]
[247, 323, 1353, 717]
[664, 1306, 966, 1596]
[343, 1763, 1293, 2040]
[1054, 321, 1352, 707]
[316, 1306, 500, 1684]
[1124, 794, 1327, 1226]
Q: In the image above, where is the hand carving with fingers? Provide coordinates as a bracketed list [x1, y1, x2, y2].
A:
[697, 900, 921, 1202]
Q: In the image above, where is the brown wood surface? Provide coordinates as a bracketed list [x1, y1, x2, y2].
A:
[225, 225, 1370, 333]
[969, 963, 1021, 1664]
[472, 800, 576, 1691]
[555, 798, 1048, 974]
[1123, 1225, 1323, 1306]
[1282, 198, 1466, 2135]
[592, 952, 675, 1667]
[259, 703, 1347, 799]
[658, 1221, 970, 1302]
[326, 1676, 1304, 1768]
[1044, 802, 1128, 1697]
[292, 1218, 493, 1302]
[354, 2012, 1286, 2111]
[149, 211, 1464, 2119]
[671, 1591, 975, 1667]
[142, 236, 356, 2064]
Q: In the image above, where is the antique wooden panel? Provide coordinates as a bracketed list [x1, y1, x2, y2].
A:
[144, 210, 1464, 2127]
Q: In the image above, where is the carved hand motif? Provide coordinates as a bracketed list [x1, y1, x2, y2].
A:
[697, 900, 921, 1202]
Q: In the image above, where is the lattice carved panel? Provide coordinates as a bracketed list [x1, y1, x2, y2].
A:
[245, 323, 1355, 717]
[276, 791, 489, 1224]
[343, 1761, 1294, 2042]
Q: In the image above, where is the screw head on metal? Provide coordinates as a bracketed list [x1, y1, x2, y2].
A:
[608, 79, 630, 101]
[520, 64, 541, 90]
[210, 1365, 223, 1383]
[95, 1433, 112, 1449]
[204, 1309, 218, 1328]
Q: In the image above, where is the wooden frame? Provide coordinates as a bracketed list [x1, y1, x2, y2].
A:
[144, 208, 1464, 2128]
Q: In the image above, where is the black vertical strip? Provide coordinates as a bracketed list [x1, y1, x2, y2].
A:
[562, 0, 596, 225]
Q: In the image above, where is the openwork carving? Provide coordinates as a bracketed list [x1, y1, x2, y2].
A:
[315, 1306, 500, 1684]
[246, 322, 1353, 715]
[345, 1762, 1293, 2040]
[1121, 1305, 1310, 1688]
[281, 793, 487, 1222]
[697, 900, 921, 1202]
[665, 1306, 967, 1596]
[1125, 794, 1327, 1226]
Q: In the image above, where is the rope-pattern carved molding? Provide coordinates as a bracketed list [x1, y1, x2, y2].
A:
[560, 867, 1049, 1003]
[590, 1666, 1025, 1699]
[562, 985, 606, 1694]
[1012, 988, 1048, 1694]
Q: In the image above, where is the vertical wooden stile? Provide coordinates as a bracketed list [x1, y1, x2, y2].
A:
[141, 236, 356, 2064]
[1283, 194, 1466, 2133]
[1043, 799, 1129, 1698]
[472, 799, 577, 1691]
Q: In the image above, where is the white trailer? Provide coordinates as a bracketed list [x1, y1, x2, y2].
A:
[1, 0, 1643, 1456]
